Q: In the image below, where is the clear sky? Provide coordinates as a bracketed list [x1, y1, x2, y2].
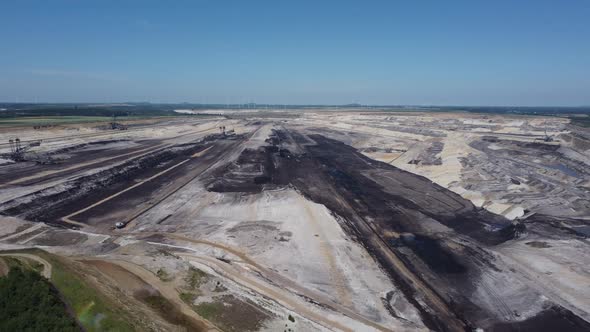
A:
[1, 1, 589, 106]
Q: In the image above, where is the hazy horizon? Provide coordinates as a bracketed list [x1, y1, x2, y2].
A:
[2, 101, 590, 109]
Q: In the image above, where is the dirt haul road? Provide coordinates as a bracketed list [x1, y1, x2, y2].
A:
[1, 121, 224, 188]
[142, 233, 410, 332]
[81, 258, 219, 332]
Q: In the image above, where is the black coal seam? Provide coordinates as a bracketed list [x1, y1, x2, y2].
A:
[0, 143, 211, 225]
[287, 159, 470, 331]
[306, 134, 520, 246]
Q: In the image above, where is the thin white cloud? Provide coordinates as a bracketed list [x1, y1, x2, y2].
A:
[27, 69, 126, 82]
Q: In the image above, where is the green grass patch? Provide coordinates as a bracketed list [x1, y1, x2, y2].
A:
[1, 256, 27, 269]
[192, 298, 270, 332]
[179, 292, 197, 304]
[185, 266, 208, 289]
[31, 260, 45, 272]
[143, 294, 171, 313]
[0, 255, 43, 272]
[49, 258, 134, 331]
[134, 290, 203, 330]
[194, 301, 225, 320]
[20, 251, 136, 332]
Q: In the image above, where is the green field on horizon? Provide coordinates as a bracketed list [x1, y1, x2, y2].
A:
[0, 115, 147, 127]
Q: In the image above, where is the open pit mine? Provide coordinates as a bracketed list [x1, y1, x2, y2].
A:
[1, 110, 589, 332]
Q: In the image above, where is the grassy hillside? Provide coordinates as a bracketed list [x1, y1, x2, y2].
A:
[0, 267, 80, 331]
[42, 254, 135, 332]
[1, 250, 135, 332]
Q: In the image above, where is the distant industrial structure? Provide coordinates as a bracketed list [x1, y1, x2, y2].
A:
[8, 137, 42, 162]
[219, 126, 236, 138]
[110, 114, 128, 130]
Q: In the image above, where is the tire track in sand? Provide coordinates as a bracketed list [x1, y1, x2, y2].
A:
[141, 232, 399, 332]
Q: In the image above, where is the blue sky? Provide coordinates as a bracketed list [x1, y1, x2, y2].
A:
[0, 1, 589, 106]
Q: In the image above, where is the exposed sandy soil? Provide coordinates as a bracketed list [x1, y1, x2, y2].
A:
[82, 260, 150, 293]
[102, 259, 218, 332]
[294, 111, 584, 221]
[1, 110, 589, 332]
[82, 259, 217, 332]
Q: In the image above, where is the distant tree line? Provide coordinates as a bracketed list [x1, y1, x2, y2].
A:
[0, 106, 177, 118]
[0, 268, 80, 332]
